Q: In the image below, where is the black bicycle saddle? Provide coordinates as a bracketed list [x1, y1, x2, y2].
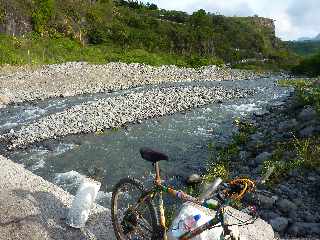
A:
[140, 148, 168, 163]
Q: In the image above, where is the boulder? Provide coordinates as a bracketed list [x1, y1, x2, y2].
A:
[298, 106, 317, 122]
[299, 126, 316, 138]
[287, 222, 320, 236]
[278, 119, 298, 131]
[276, 199, 297, 214]
[255, 152, 272, 165]
[224, 206, 275, 240]
[256, 194, 276, 209]
[270, 217, 289, 232]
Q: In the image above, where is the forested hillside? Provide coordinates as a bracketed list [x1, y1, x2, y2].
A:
[286, 41, 320, 56]
[0, 0, 297, 68]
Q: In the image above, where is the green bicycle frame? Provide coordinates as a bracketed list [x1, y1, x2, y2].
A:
[134, 162, 223, 240]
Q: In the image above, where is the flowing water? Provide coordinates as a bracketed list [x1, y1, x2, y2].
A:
[1, 77, 292, 206]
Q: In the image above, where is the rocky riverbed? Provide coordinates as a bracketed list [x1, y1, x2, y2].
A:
[2, 85, 254, 149]
[2, 62, 311, 239]
[0, 62, 272, 107]
[221, 95, 320, 239]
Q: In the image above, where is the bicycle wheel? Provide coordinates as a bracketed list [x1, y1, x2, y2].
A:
[111, 177, 159, 240]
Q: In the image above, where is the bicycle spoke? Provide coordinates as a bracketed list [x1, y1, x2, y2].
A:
[137, 215, 153, 233]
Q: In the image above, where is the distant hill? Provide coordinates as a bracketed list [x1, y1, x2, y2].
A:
[297, 34, 320, 42]
[287, 40, 320, 56]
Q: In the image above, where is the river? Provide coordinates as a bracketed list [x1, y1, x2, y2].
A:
[0, 76, 292, 206]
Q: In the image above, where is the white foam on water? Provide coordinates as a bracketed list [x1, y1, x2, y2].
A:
[30, 159, 46, 171]
[24, 107, 47, 119]
[1, 122, 18, 129]
[53, 143, 77, 156]
[192, 127, 213, 137]
[224, 103, 261, 115]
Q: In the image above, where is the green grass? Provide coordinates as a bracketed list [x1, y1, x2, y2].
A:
[0, 34, 224, 67]
[262, 136, 320, 185]
[278, 78, 320, 113]
[203, 119, 256, 182]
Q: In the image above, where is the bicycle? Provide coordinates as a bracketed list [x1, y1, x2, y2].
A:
[111, 148, 271, 240]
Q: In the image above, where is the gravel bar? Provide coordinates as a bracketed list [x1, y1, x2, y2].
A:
[2, 85, 254, 149]
[0, 62, 269, 107]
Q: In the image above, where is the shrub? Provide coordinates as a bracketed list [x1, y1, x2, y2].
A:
[32, 0, 55, 34]
[292, 52, 320, 77]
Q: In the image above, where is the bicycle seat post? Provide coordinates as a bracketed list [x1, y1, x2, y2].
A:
[154, 162, 161, 186]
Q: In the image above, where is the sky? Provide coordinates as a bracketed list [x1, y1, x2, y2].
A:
[140, 0, 320, 41]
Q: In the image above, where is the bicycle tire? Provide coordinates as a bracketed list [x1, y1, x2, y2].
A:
[111, 177, 159, 240]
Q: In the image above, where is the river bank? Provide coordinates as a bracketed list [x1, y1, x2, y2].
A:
[0, 155, 115, 240]
[0, 62, 274, 107]
[202, 80, 320, 238]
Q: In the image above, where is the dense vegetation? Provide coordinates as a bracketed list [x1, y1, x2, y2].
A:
[0, 0, 297, 69]
[292, 52, 320, 77]
[286, 40, 320, 56]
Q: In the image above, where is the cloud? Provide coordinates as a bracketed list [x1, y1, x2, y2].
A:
[287, 0, 320, 38]
[140, 0, 320, 40]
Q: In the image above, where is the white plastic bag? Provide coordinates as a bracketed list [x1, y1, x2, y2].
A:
[168, 202, 223, 240]
[67, 178, 101, 228]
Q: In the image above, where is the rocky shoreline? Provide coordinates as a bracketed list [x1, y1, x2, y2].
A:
[224, 95, 320, 238]
[0, 62, 272, 107]
[2, 85, 254, 149]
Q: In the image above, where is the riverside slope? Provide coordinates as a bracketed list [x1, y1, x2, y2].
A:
[0, 155, 115, 240]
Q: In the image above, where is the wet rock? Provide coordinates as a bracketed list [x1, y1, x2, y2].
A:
[299, 126, 316, 138]
[186, 173, 202, 185]
[270, 217, 289, 232]
[298, 106, 317, 122]
[287, 222, 320, 236]
[239, 151, 250, 161]
[276, 199, 297, 214]
[255, 152, 272, 165]
[259, 210, 280, 221]
[256, 194, 276, 209]
[278, 119, 298, 131]
[303, 211, 317, 223]
[250, 132, 264, 142]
